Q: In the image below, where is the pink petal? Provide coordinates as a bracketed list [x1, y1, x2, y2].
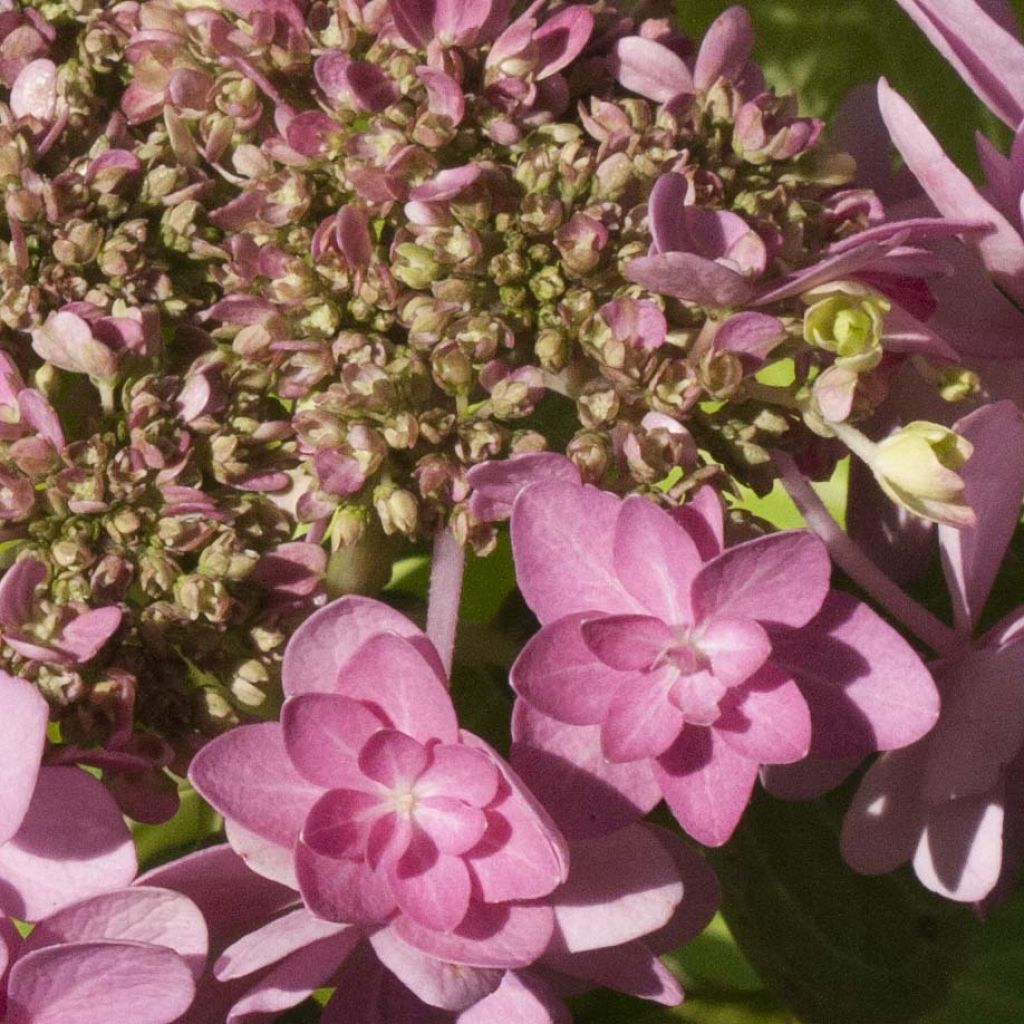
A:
[393, 900, 555, 968]
[282, 693, 388, 789]
[625, 252, 756, 307]
[6, 941, 195, 1024]
[416, 798, 488, 855]
[691, 531, 830, 629]
[914, 788, 1006, 901]
[940, 401, 1024, 633]
[409, 165, 481, 202]
[303, 788, 386, 860]
[0, 557, 45, 628]
[510, 702, 661, 839]
[10, 58, 56, 121]
[533, 6, 594, 80]
[295, 837, 397, 925]
[369, 928, 502, 1011]
[512, 614, 632, 725]
[417, 67, 466, 125]
[216, 907, 351, 980]
[0, 767, 135, 921]
[361, 730, 430, 788]
[281, 595, 433, 698]
[544, 940, 682, 1005]
[0, 672, 48, 844]
[613, 497, 702, 624]
[669, 486, 725, 560]
[466, 453, 580, 523]
[391, 833, 471, 932]
[612, 36, 693, 102]
[189, 723, 321, 850]
[878, 79, 1024, 305]
[654, 729, 759, 846]
[693, 5, 754, 91]
[713, 311, 787, 362]
[418, 745, 500, 808]
[337, 633, 458, 744]
[511, 481, 641, 624]
[648, 172, 690, 255]
[24, 887, 207, 981]
[336, 204, 373, 267]
[761, 756, 861, 800]
[551, 824, 682, 952]
[459, 971, 570, 1024]
[580, 615, 675, 671]
[698, 616, 771, 687]
[601, 675, 685, 763]
[715, 669, 812, 765]
[53, 606, 121, 663]
[224, 818, 299, 888]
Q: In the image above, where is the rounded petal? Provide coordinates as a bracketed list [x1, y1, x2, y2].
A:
[0, 767, 136, 921]
[715, 669, 812, 765]
[459, 971, 570, 1024]
[601, 676, 685, 763]
[391, 834, 472, 933]
[295, 837, 396, 925]
[418, 745, 500, 808]
[6, 941, 195, 1024]
[612, 36, 693, 102]
[0, 672, 48, 844]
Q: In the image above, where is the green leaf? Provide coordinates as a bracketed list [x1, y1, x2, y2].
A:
[132, 784, 222, 871]
[707, 786, 976, 1024]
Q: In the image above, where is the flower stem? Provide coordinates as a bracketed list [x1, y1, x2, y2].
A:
[773, 450, 959, 657]
[426, 526, 465, 678]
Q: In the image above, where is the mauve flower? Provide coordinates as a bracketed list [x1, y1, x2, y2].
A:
[507, 477, 938, 845]
[0, 885, 206, 1024]
[0, 672, 136, 922]
[190, 596, 568, 960]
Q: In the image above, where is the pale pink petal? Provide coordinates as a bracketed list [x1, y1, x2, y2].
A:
[0, 671, 48, 844]
[878, 79, 1024, 305]
[53, 606, 121, 663]
[223, 819, 299, 888]
[654, 729, 759, 846]
[393, 901, 555, 968]
[410, 166, 481, 202]
[534, 6, 593, 79]
[841, 746, 928, 875]
[511, 481, 641, 624]
[370, 928, 502, 1011]
[416, 799, 488, 855]
[579, 615, 674, 671]
[612, 36, 693, 102]
[416, 67, 466, 125]
[691, 531, 830, 629]
[693, 5, 754, 91]
[624, 252, 756, 307]
[25, 887, 208, 981]
[601, 676, 685, 763]
[459, 971, 570, 1023]
[216, 907, 351, 980]
[715, 669, 812, 765]
[510, 702, 661, 839]
[551, 824, 682, 952]
[10, 58, 56, 121]
[282, 693, 388, 789]
[361, 730, 430, 789]
[511, 614, 631, 725]
[939, 401, 1024, 633]
[769, 592, 940, 757]
[914, 789, 1006, 901]
[390, 833, 471, 932]
[418, 745, 500, 808]
[544, 940, 682, 1005]
[0, 767, 136, 921]
[698, 616, 771, 687]
[467, 454, 580, 523]
[613, 497, 701, 624]
[6, 941, 195, 1024]
[188, 723, 320, 850]
[0, 557, 46, 628]
[295, 837, 397, 925]
[282, 595, 433, 698]
[336, 634, 458, 744]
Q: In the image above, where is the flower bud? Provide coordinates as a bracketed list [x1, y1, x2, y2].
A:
[871, 422, 975, 527]
[802, 282, 889, 372]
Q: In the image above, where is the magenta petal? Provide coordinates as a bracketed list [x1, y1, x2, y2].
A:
[625, 252, 756, 307]
[417, 745, 500, 808]
[416, 67, 466, 125]
[466, 453, 580, 523]
[335, 204, 373, 268]
[189, 722, 321, 849]
[460, 971, 570, 1023]
[648, 172, 690, 255]
[534, 5, 594, 79]
[25, 887, 207, 981]
[295, 837, 397, 925]
[0, 672, 48, 844]
[552, 824, 682, 952]
[940, 401, 1024, 633]
[0, 767, 135, 921]
[612, 36, 693, 102]
[698, 616, 771, 687]
[336, 634, 458, 744]
[914, 789, 1006, 901]
[303, 788, 385, 860]
[510, 702, 661, 839]
[216, 907, 351, 980]
[282, 595, 433, 698]
[654, 729, 758, 846]
[6, 941, 195, 1024]
[512, 614, 632, 725]
[416, 798, 488, 855]
[691, 531, 830, 629]
[360, 730, 430, 788]
[670, 486, 725, 560]
[369, 928, 502, 1011]
[282, 693, 387, 789]
[613, 497, 701, 624]
[601, 676, 685, 763]
[715, 669, 812, 765]
[391, 833, 471, 932]
[511, 481, 641, 624]
[580, 615, 674, 671]
[693, 5, 754, 91]
[393, 900, 555, 968]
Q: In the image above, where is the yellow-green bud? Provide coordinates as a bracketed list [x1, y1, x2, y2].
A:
[802, 282, 889, 372]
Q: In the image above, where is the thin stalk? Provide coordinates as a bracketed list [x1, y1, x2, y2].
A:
[426, 526, 465, 678]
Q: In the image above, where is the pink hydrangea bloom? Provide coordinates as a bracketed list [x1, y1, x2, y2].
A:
[507, 477, 939, 845]
[0, 885, 206, 1024]
[0, 671, 136, 922]
[190, 596, 568, 961]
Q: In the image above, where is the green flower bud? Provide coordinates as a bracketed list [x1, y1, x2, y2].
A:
[392, 244, 441, 289]
[802, 282, 889, 371]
